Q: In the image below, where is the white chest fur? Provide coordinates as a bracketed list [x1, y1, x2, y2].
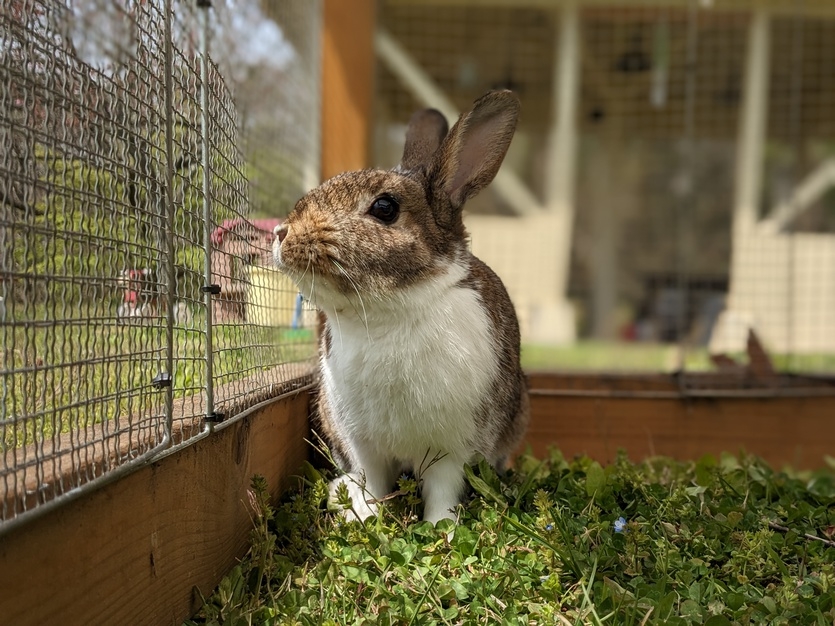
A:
[320, 262, 497, 466]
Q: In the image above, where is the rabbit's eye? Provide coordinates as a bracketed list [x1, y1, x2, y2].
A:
[367, 195, 400, 225]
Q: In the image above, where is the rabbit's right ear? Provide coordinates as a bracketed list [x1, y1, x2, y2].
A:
[400, 108, 449, 170]
[429, 90, 519, 215]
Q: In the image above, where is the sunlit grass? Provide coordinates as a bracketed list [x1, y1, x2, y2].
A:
[189, 452, 835, 625]
[1, 306, 317, 448]
[522, 340, 835, 374]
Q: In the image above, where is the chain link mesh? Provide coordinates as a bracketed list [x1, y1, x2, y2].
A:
[0, 0, 320, 531]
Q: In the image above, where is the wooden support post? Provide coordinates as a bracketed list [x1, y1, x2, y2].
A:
[321, 0, 376, 179]
[714, 6, 771, 353]
[732, 6, 770, 240]
[540, 1, 581, 344]
[588, 135, 623, 340]
[547, 0, 580, 225]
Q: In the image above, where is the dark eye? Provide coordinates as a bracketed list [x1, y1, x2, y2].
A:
[367, 195, 400, 225]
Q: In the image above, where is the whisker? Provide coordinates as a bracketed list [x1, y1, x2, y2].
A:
[310, 264, 317, 310]
[296, 256, 313, 302]
[331, 301, 343, 350]
[332, 259, 371, 340]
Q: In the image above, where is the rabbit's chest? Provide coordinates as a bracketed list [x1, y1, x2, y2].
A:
[322, 283, 497, 457]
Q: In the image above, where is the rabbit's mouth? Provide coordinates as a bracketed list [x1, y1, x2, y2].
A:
[282, 265, 373, 320]
[274, 226, 332, 275]
[274, 240, 360, 306]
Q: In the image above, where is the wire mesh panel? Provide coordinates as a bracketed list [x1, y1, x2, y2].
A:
[167, 2, 209, 430]
[574, 6, 742, 367]
[722, 12, 835, 374]
[204, 0, 321, 421]
[0, 0, 321, 532]
[0, 0, 172, 524]
[375, 0, 835, 378]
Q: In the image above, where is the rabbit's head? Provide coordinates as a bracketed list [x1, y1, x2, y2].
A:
[273, 90, 519, 307]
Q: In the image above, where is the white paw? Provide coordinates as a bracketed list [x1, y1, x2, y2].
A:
[423, 504, 459, 526]
[419, 456, 466, 527]
[328, 474, 378, 522]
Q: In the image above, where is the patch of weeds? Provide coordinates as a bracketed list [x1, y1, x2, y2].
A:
[187, 451, 835, 625]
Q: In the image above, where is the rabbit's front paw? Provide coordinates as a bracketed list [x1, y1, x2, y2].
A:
[328, 473, 378, 522]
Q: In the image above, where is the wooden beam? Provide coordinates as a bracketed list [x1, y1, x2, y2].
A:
[321, 0, 376, 179]
[0, 390, 312, 626]
[545, 1, 580, 219]
[732, 6, 770, 238]
[374, 29, 545, 217]
[761, 157, 835, 233]
[545, 1, 581, 343]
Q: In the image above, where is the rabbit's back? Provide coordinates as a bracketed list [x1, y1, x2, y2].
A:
[456, 254, 529, 464]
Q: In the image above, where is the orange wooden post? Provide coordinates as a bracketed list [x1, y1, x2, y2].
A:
[321, 0, 376, 180]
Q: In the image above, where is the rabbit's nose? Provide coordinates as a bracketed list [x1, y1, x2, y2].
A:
[274, 224, 288, 244]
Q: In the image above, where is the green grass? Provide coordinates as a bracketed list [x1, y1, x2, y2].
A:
[521, 342, 701, 372]
[522, 341, 835, 374]
[1, 309, 316, 448]
[188, 451, 835, 625]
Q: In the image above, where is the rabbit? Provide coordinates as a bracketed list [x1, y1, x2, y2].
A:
[272, 90, 530, 524]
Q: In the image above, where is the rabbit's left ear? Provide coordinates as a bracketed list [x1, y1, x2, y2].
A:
[429, 90, 519, 211]
[400, 108, 448, 170]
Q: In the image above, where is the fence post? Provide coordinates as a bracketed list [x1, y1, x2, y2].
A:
[198, 0, 219, 427]
[543, 0, 580, 344]
[160, 0, 176, 443]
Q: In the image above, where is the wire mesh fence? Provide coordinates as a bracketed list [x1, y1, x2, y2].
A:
[374, 0, 835, 379]
[0, 0, 320, 533]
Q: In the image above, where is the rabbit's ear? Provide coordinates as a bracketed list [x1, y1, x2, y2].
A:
[430, 90, 519, 211]
[400, 108, 448, 170]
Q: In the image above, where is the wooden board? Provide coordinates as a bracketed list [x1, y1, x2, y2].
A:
[321, 0, 376, 179]
[0, 390, 311, 626]
[523, 374, 835, 469]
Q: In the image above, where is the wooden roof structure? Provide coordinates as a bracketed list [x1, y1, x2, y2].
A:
[378, 1, 835, 140]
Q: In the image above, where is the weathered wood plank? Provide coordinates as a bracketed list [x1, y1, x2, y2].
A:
[0, 389, 311, 626]
[524, 383, 835, 469]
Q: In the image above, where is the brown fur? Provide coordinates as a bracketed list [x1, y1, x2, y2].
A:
[401, 108, 449, 171]
[457, 257, 530, 464]
[279, 169, 457, 296]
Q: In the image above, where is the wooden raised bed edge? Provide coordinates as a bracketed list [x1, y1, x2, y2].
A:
[524, 371, 835, 470]
[0, 383, 312, 626]
[1, 370, 833, 626]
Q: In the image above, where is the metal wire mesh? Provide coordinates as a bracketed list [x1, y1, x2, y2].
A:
[0, 0, 320, 532]
[375, 0, 835, 380]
